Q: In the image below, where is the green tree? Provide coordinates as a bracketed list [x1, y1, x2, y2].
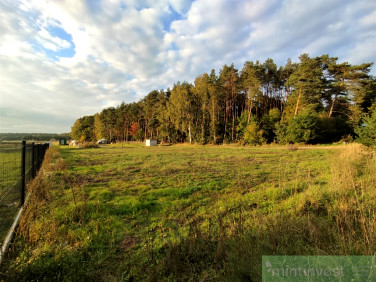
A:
[157, 89, 179, 143]
[70, 115, 95, 141]
[141, 90, 160, 139]
[286, 54, 326, 119]
[99, 107, 117, 142]
[261, 58, 281, 115]
[361, 77, 376, 113]
[219, 64, 240, 142]
[194, 73, 213, 143]
[241, 61, 263, 122]
[282, 58, 298, 105]
[236, 111, 249, 141]
[261, 108, 281, 143]
[324, 58, 373, 127]
[355, 109, 376, 147]
[208, 69, 221, 143]
[168, 82, 197, 143]
[285, 109, 321, 143]
[70, 119, 82, 140]
[243, 118, 264, 145]
[94, 113, 105, 141]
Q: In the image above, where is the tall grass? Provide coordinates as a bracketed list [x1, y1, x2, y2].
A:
[330, 144, 376, 254]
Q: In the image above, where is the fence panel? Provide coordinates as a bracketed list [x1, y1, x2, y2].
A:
[0, 142, 49, 245]
[0, 143, 22, 242]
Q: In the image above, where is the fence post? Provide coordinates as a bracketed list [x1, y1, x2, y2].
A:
[31, 142, 35, 178]
[21, 141, 26, 206]
[39, 144, 42, 168]
[36, 144, 40, 170]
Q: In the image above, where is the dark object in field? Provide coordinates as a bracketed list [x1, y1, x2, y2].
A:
[289, 142, 294, 150]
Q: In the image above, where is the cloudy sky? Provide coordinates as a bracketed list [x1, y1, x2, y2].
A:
[0, 0, 375, 133]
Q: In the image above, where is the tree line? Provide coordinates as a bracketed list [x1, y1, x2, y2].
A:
[70, 54, 376, 145]
[0, 133, 70, 142]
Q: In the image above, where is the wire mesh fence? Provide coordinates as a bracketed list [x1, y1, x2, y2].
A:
[0, 142, 22, 244]
[0, 141, 49, 244]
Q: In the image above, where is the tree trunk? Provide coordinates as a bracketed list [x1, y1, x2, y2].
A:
[294, 87, 302, 119]
[248, 86, 253, 123]
[224, 101, 228, 143]
[329, 94, 337, 117]
[211, 101, 217, 144]
[248, 99, 253, 123]
[126, 125, 128, 142]
[329, 79, 344, 118]
[201, 109, 205, 142]
[232, 112, 235, 141]
[144, 120, 147, 140]
[188, 124, 192, 144]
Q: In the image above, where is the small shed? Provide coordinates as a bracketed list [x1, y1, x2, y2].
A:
[97, 139, 108, 144]
[145, 139, 157, 146]
[59, 139, 67, 145]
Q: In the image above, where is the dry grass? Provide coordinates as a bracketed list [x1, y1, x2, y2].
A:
[18, 147, 65, 244]
[330, 144, 376, 254]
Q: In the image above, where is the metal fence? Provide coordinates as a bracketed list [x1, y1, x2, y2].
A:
[0, 141, 49, 244]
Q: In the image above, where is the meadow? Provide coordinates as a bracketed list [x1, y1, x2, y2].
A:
[0, 145, 22, 194]
[1, 143, 375, 281]
[0, 145, 22, 242]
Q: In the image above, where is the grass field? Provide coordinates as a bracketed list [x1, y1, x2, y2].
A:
[0, 143, 36, 243]
[0, 145, 21, 194]
[1, 143, 375, 281]
[0, 144, 22, 243]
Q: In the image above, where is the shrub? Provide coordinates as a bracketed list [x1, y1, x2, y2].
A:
[277, 109, 321, 144]
[243, 120, 265, 145]
[355, 109, 376, 147]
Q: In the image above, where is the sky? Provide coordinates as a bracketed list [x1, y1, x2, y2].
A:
[0, 0, 375, 133]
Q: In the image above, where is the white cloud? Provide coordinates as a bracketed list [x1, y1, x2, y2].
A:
[0, 0, 375, 133]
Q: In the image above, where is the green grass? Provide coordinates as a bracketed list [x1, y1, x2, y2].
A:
[0, 148, 21, 193]
[0, 145, 22, 243]
[0, 143, 35, 243]
[1, 143, 375, 281]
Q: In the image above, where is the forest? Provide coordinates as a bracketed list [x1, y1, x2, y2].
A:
[70, 54, 376, 145]
[0, 133, 70, 141]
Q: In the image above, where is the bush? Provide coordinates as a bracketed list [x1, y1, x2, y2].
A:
[243, 120, 265, 145]
[276, 109, 321, 144]
[261, 108, 281, 143]
[82, 142, 99, 149]
[355, 109, 376, 147]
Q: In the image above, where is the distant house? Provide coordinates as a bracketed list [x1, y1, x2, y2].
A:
[145, 139, 157, 146]
[69, 140, 79, 146]
[97, 139, 108, 144]
[50, 138, 67, 146]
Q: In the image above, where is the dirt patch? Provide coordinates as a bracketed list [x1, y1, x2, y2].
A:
[120, 236, 138, 251]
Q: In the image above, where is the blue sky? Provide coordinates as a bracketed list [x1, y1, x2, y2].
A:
[0, 0, 375, 133]
[45, 25, 76, 59]
[32, 24, 76, 60]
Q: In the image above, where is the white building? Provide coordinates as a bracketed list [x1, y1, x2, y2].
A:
[145, 139, 157, 146]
